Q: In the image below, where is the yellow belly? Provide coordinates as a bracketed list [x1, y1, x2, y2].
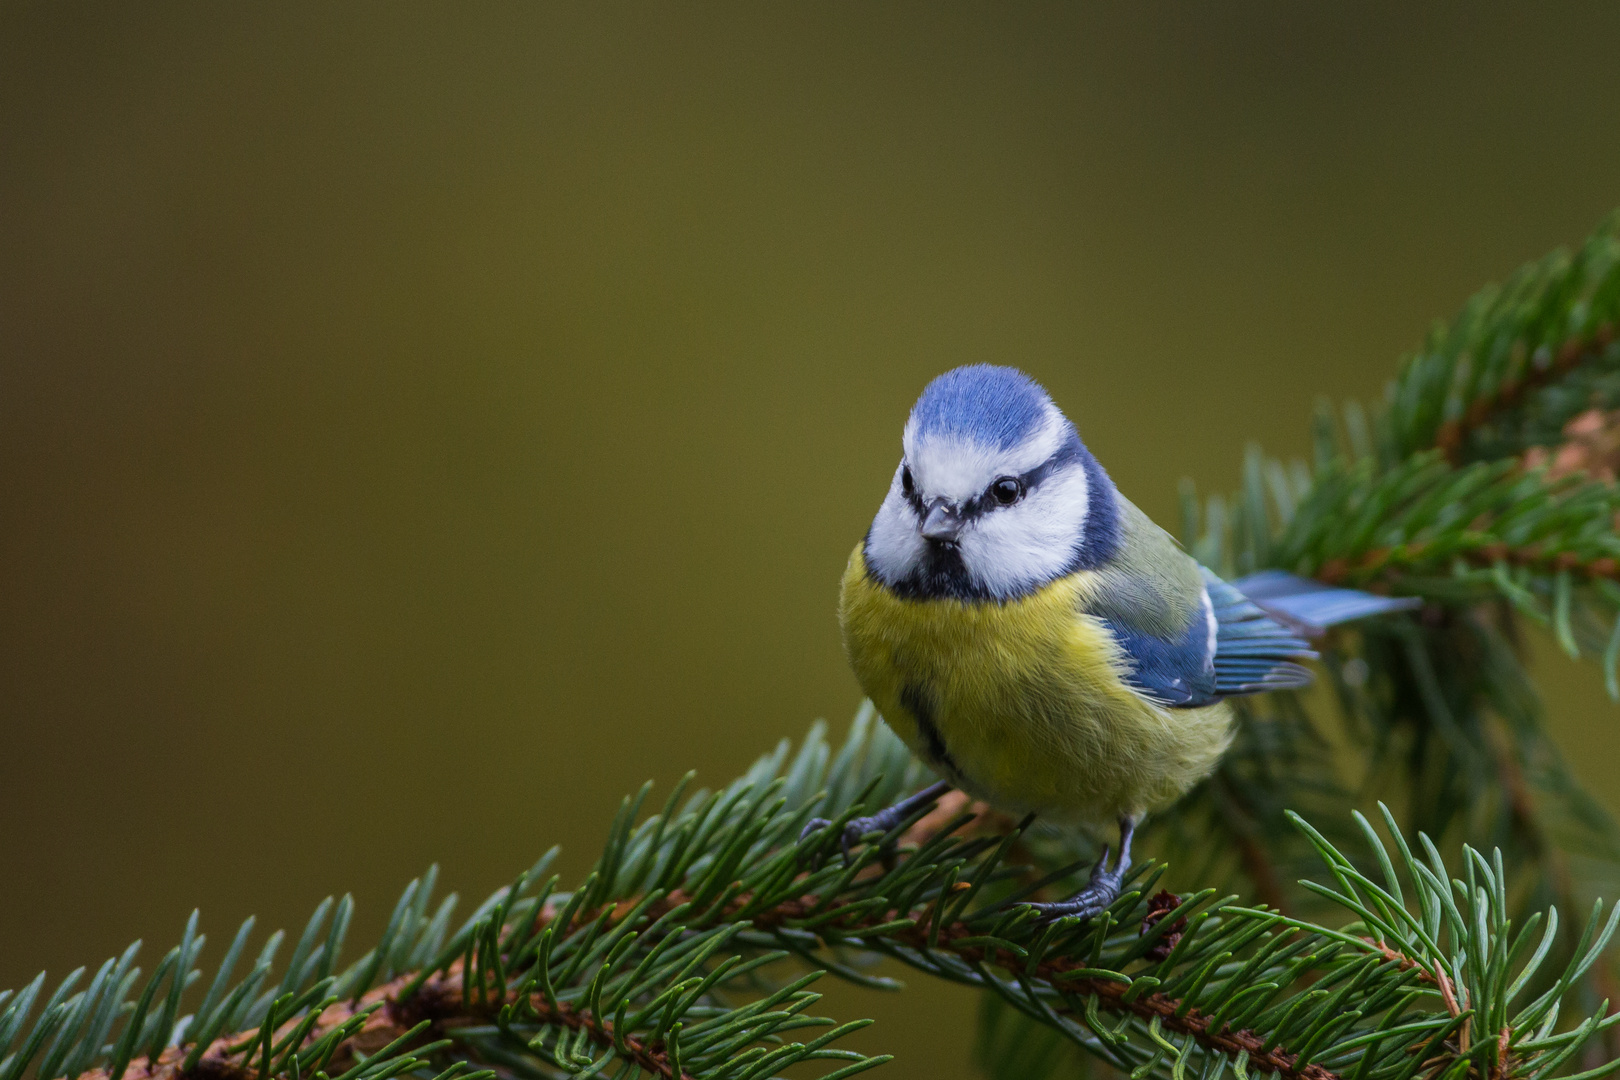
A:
[838, 545, 1232, 824]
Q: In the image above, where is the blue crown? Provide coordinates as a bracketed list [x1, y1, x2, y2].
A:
[910, 365, 1051, 451]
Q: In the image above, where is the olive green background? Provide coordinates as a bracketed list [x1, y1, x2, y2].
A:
[5, 4, 1620, 1076]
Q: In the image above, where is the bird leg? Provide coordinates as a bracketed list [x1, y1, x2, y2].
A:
[1023, 814, 1140, 921]
[800, 780, 954, 866]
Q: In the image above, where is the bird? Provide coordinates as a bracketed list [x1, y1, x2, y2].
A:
[808, 364, 1416, 920]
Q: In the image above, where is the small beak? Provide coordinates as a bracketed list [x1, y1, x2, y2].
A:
[920, 500, 963, 542]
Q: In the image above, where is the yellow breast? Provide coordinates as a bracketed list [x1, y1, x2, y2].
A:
[838, 544, 1232, 824]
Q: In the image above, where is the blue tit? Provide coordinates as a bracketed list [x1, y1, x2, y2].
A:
[815, 364, 1416, 918]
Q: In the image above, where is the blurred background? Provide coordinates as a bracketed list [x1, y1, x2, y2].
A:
[5, 3, 1620, 1076]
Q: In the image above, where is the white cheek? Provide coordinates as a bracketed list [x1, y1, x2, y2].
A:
[958, 466, 1091, 596]
[864, 490, 926, 584]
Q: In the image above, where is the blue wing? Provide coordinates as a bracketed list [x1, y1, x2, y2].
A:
[1102, 610, 1219, 707]
[1102, 570, 1414, 708]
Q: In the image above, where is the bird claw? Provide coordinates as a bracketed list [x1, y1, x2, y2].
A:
[798, 782, 954, 870]
[798, 814, 889, 869]
[1021, 834, 1134, 924]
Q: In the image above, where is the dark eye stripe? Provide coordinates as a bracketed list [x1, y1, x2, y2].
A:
[906, 437, 1084, 523]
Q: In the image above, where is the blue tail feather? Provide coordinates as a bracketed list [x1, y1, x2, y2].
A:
[1206, 575, 1315, 697]
[1231, 570, 1421, 636]
[1202, 569, 1416, 701]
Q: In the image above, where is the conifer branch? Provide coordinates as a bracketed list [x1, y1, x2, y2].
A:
[70, 887, 1352, 1080]
[7, 715, 1620, 1080]
[1433, 327, 1618, 466]
[1162, 209, 1620, 1072]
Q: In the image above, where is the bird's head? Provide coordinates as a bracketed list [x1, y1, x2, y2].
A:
[863, 365, 1120, 600]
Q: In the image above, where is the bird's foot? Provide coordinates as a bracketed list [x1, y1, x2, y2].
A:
[799, 781, 953, 868]
[1021, 815, 1139, 924]
[1020, 846, 1129, 922]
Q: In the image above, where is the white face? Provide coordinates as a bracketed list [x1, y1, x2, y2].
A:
[864, 402, 1095, 599]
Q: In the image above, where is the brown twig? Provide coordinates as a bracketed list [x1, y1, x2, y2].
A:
[901, 918, 1343, 1080]
[1316, 537, 1620, 589]
[69, 878, 1372, 1080]
[1360, 938, 1438, 986]
[1432, 325, 1616, 465]
[76, 962, 693, 1080]
[1491, 1025, 1514, 1080]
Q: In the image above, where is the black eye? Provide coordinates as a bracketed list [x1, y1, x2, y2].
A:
[990, 477, 1024, 505]
[901, 465, 915, 498]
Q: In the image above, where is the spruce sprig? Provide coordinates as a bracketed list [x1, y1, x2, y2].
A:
[2, 716, 1618, 1080]
[1152, 209, 1620, 1075]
